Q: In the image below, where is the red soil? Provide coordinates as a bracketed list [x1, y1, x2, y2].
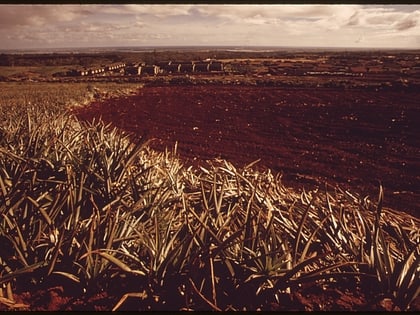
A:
[75, 84, 419, 218]
[5, 281, 418, 311]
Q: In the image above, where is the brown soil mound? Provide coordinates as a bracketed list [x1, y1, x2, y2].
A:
[75, 84, 419, 218]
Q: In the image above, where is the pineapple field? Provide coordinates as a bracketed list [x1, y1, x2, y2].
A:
[0, 79, 419, 311]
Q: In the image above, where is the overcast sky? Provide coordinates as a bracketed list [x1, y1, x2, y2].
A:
[1, 4, 420, 50]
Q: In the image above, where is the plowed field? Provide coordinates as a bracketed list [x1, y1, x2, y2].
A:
[75, 84, 419, 217]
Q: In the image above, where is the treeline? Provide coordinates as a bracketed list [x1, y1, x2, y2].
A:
[0, 53, 124, 67]
[0, 50, 315, 68]
[140, 50, 317, 62]
[0, 50, 350, 68]
[1, 49, 418, 68]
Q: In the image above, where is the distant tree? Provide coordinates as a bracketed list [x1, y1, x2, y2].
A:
[0, 54, 14, 66]
[142, 52, 156, 65]
[0, 54, 8, 66]
[153, 49, 157, 65]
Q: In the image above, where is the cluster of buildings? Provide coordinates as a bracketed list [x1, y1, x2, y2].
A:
[65, 63, 126, 76]
[61, 60, 224, 77]
[125, 60, 224, 76]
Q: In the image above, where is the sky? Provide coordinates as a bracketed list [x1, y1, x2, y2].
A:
[1, 4, 420, 50]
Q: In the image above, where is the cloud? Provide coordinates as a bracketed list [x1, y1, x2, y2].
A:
[0, 4, 419, 49]
[101, 4, 193, 18]
[344, 6, 420, 29]
[395, 19, 417, 31]
[0, 5, 93, 29]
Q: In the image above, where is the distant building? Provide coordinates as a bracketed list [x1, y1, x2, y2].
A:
[162, 63, 181, 73]
[209, 62, 224, 72]
[106, 63, 126, 72]
[139, 65, 159, 75]
[194, 62, 210, 72]
[125, 66, 140, 75]
[156, 61, 171, 68]
[179, 63, 195, 73]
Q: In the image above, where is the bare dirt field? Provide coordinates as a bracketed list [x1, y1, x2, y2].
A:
[75, 84, 419, 218]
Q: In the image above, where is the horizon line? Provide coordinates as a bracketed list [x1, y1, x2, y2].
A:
[2, 45, 420, 53]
